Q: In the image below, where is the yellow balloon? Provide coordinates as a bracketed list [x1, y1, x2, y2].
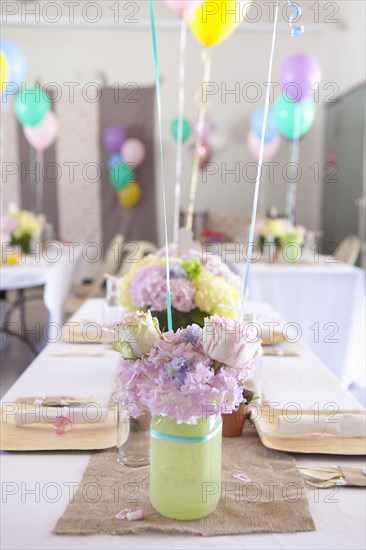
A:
[117, 181, 141, 209]
[188, 0, 251, 47]
[0, 51, 10, 94]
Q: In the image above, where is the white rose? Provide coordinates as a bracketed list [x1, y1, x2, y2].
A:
[113, 310, 161, 359]
[202, 315, 261, 368]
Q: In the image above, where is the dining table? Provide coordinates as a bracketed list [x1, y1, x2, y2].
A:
[229, 255, 366, 388]
[0, 243, 83, 330]
[1, 298, 365, 549]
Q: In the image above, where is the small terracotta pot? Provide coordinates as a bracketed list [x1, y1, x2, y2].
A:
[222, 405, 248, 437]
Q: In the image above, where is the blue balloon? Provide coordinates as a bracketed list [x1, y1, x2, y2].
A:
[0, 40, 27, 98]
[108, 153, 124, 170]
[250, 106, 279, 144]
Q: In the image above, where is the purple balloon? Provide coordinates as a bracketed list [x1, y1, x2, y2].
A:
[280, 53, 322, 102]
[103, 125, 127, 153]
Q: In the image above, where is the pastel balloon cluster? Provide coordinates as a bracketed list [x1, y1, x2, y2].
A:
[103, 125, 146, 209]
[165, 0, 250, 48]
[248, 53, 321, 159]
[248, 106, 281, 161]
[1, 40, 59, 153]
[15, 88, 59, 152]
[274, 53, 321, 140]
[0, 40, 27, 100]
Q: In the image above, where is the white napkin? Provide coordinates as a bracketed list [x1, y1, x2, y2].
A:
[277, 414, 366, 438]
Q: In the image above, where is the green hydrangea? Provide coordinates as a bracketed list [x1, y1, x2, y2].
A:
[182, 258, 204, 281]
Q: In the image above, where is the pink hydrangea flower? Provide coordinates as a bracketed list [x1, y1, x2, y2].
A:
[129, 264, 167, 311]
[128, 263, 195, 313]
[203, 254, 242, 289]
[170, 278, 195, 312]
[113, 325, 258, 425]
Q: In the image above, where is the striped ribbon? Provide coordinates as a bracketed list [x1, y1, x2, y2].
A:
[186, 48, 212, 232]
[173, 17, 187, 244]
[240, 2, 280, 321]
[149, 0, 173, 331]
[150, 422, 222, 444]
[286, 105, 302, 224]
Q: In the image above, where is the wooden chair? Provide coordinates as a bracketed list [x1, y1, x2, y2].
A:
[64, 234, 125, 316]
[335, 236, 361, 265]
[118, 241, 157, 277]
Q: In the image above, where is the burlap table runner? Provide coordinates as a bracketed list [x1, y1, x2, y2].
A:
[54, 426, 315, 536]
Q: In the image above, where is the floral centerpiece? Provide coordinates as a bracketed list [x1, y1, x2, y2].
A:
[1, 209, 46, 254]
[257, 218, 306, 261]
[113, 310, 261, 520]
[117, 249, 242, 330]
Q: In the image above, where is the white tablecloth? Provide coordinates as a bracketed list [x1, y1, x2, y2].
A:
[1, 299, 365, 550]
[230, 260, 366, 387]
[0, 244, 83, 326]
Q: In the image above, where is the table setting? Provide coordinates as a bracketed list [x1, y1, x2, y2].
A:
[1, 1, 366, 548]
[1, 293, 365, 548]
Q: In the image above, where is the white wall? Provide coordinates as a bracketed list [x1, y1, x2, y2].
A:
[2, 0, 365, 245]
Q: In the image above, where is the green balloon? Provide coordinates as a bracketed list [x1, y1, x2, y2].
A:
[274, 96, 316, 140]
[15, 88, 51, 127]
[109, 163, 134, 190]
[170, 118, 192, 143]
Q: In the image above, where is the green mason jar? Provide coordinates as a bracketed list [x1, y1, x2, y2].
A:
[150, 414, 222, 520]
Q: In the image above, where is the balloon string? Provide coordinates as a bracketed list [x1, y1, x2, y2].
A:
[35, 150, 44, 214]
[149, 0, 173, 331]
[240, 2, 279, 322]
[286, 105, 301, 224]
[173, 17, 187, 244]
[0, 101, 7, 217]
[29, 144, 36, 212]
[186, 48, 212, 232]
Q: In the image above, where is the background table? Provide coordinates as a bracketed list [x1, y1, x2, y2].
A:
[0, 245, 82, 327]
[1, 299, 365, 549]
[230, 259, 366, 388]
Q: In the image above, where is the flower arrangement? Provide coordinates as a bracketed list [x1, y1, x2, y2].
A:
[1, 209, 45, 254]
[257, 218, 306, 256]
[118, 249, 242, 330]
[113, 310, 261, 425]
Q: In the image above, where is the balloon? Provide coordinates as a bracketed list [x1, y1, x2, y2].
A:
[196, 141, 213, 168]
[280, 53, 322, 101]
[170, 118, 192, 143]
[108, 153, 124, 170]
[117, 181, 141, 209]
[250, 106, 279, 144]
[121, 138, 146, 167]
[189, 0, 250, 47]
[164, 0, 204, 16]
[274, 96, 316, 140]
[103, 125, 127, 153]
[23, 111, 59, 152]
[0, 40, 28, 97]
[247, 131, 281, 162]
[109, 162, 134, 190]
[0, 52, 9, 95]
[14, 87, 51, 127]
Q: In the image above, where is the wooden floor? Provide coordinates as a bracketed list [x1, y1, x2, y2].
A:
[1, 290, 48, 397]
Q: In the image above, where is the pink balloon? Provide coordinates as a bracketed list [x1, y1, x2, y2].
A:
[121, 138, 146, 167]
[247, 131, 281, 162]
[198, 141, 213, 168]
[23, 111, 59, 152]
[164, 0, 204, 16]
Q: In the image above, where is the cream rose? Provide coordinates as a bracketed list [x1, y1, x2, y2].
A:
[202, 315, 261, 368]
[113, 310, 161, 359]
